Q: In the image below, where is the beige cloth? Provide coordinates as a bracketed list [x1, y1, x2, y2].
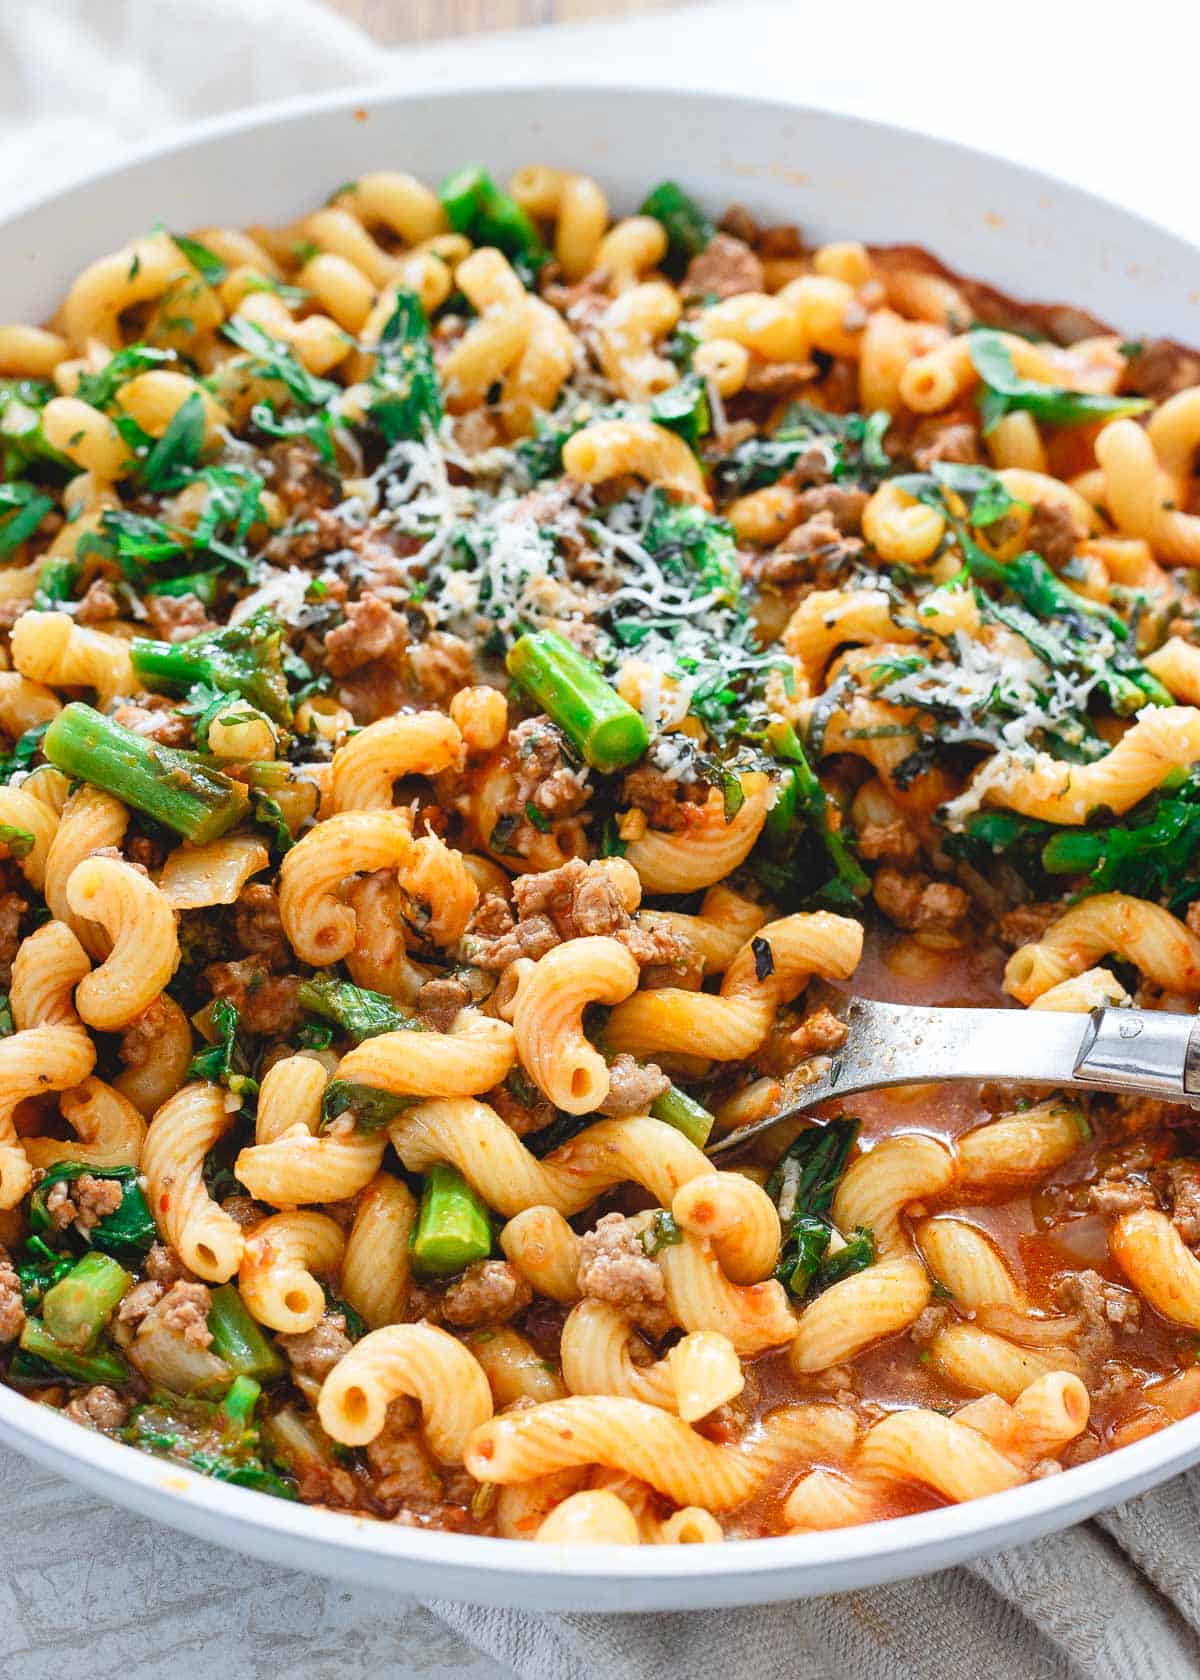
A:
[3, 3, 1200, 1675]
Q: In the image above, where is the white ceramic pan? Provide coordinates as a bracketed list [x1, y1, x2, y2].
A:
[1, 83, 1199, 1610]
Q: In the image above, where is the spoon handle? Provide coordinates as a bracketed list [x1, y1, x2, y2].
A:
[706, 1001, 1200, 1156]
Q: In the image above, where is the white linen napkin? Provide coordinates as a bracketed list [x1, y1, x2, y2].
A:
[2, 3, 1200, 1675]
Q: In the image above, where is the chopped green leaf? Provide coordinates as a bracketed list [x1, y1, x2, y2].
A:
[649, 373, 710, 449]
[249, 400, 335, 466]
[368, 290, 443, 443]
[320, 1080, 414, 1134]
[172, 234, 228, 286]
[297, 975, 422, 1042]
[0, 378, 70, 477]
[0, 721, 49, 783]
[221, 316, 340, 409]
[138, 390, 207, 492]
[640, 1209, 684, 1256]
[187, 998, 259, 1100]
[75, 345, 175, 411]
[29, 1163, 156, 1255]
[0, 482, 54, 556]
[249, 788, 296, 856]
[768, 1117, 861, 1297]
[0, 823, 34, 859]
[814, 1226, 875, 1292]
[640, 181, 714, 270]
[968, 328, 1151, 432]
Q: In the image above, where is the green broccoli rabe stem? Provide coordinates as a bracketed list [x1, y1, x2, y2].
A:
[764, 764, 799, 847]
[207, 1284, 286, 1383]
[410, 1163, 493, 1276]
[219, 1374, 263, 1429]
[130, 607, 291, 725]
[41, 1252, 131, 1351]
[767, 720, 870, 897]
[43, 703, 249, 844]
[507, 630, 650, 772]
[1039, 831, 1108, 874]
[1125, 667, 1175, 710]
[439, 167, 545, 271]
[18, 1317, 129, 1384]
[649, 1085, 714, 1148]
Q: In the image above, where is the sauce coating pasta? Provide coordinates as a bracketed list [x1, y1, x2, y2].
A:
[0, 165, 1197, 1543]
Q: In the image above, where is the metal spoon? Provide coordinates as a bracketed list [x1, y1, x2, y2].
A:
[704, 1000, 1200, 1156]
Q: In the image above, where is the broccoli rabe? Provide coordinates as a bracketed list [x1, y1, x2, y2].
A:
[43, 704, 249, 844]
[131, 606, 293, 725]
[29, 1163, 157, 1257]
[767, 1118, 874, 1298]
[369, 290, 443, 442]
[298, 975, 422, 1042]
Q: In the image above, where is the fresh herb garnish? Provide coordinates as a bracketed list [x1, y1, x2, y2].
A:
[0, 482, 54, 556]
[221, 317, 340, 409]
[368, 290, 443, 443]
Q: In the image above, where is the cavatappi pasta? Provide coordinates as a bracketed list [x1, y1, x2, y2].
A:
[0, 163, 1198, 1544]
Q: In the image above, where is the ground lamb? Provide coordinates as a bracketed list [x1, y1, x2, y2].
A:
[416, 975, 475, 1032]
[855, 819, 920, 866]
[324, 591, 409, 676]
[1153, 1162, 1200, 1246]
[576, 1212, 673, 1340]
[74, 576, 121, 624]
[366, 1395, 450, 1509]
[234, 883, 291, 971]
[467, 907, 560, 971]
[117, 1279, 212, 1349]
[144, 591, 215, 642]
[682, 232, 764, 299]
[788, 1007, 849, 1059]
[203, 957, 302, 1036]
[620, 764, 707, 832]
[440, 1261, 532, 1328]
[509, 717, 590, 822]
[0, 1245, 24, 1343]
[157, 1282, 214, 1348]
[597, 1053, 670, 1117]
[873, 868, 968, 931]
[1051, 1269, 1141, 1366]
[278, 1312, 353, 1381]
[760, 510, 863, 587]
[505, 858, 694, 975]
[65, 1385, 130, 1430]
[43, 1173, 123, 1234]
[111, 697, 192, 747]
[995, 902, 1059, 950]
[1026, 501, 1080, 570]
